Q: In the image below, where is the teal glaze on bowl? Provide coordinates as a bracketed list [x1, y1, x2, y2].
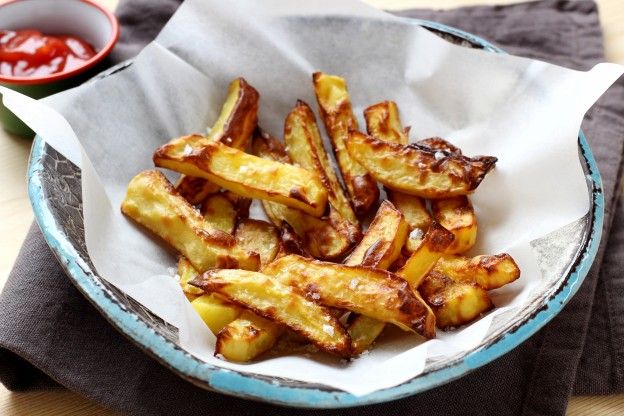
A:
[27, 20, 604, 408]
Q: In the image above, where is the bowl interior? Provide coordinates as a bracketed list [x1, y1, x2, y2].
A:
[0, 0, 114, 50]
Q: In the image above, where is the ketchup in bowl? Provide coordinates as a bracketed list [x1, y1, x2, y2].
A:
[0, 29, 96, 77]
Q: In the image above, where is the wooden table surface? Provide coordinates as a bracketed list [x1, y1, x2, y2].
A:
[1, 0, 623, 414]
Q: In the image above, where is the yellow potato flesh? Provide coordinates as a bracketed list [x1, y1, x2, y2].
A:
[432, 196, 477, 254]
[364, 101, 408, 145]
[216, 311, 283, 362]
[234, 219, 280, 266]
[191, 293, 242, 335]
[435, 253, 520, 290]
[201, 193, 237, 234]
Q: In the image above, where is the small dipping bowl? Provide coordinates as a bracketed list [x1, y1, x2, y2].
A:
[0, 0, 119, 136]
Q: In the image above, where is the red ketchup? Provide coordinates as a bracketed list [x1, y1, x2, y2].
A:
[0, 29, 97, 77]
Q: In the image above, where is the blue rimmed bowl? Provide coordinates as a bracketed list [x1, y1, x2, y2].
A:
[27, 20, 602, 408]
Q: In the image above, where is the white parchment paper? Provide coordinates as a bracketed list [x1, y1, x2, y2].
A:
[6, 0, 623, 396]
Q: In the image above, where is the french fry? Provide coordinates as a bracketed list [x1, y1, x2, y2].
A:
[201, 193, 237, 234]
[419, 271, 494, 329]
[434, 253, 520, 290]
[176, 78, 260, 204]
[431, 196, 477, 254]
[190, 269, 352, 357]
[263, 255, 435, 338]
[154, 134, 328, 217]
[234, 219, 280, 266]
[215, 310, 284, 362]
[346, 131, 497, 198]
[177, 256, 203, 300]
[120, 170, 260, 271]
[191, 293, 242, 335]
[363, 101, 409, 145]
[285, 100, 358, 226]
[252, 132, 355, 259]
[313, 72, 379, 215]
[398, 222, 455, 288]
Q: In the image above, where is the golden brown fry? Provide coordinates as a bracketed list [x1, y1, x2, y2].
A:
[263, 255, 435, 338]
[252, 132, 355, 259]
[419, 271, 493, 329]
[434, 253, 520, 290]
[364, 101, 409, 145]
[215, 310, 283, 362]
[285, 100, 358, 226]
[398, 222, 455, 288]
[431, 196, 477, 254]
[234, 219, 280, 266]
[154, 135, 328, 217]
[190, 269, 352, 357]
[120, 170, 260, 271]
[346, 131, 497, 199]
[200, 193, 237, 234]
[191, 293, 242, 335]
[177, 256, 203, 300]
[386, 189, 432, 253]
[344, 200, 408, 269]
[313, 72, 379, 215]
[176, 78, 259, 204]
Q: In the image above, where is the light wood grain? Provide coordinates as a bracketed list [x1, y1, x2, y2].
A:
[1, 0, 622, 415]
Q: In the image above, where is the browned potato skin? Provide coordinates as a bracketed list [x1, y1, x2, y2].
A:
[431, 196, 477, 254]
[435, 253, 520, 290]
[177, 256, 203, 299]
[419, 271, 494, 329]
[415, 137, 462, 156]
[176, 78, 260, 204]
[263, 255, 435, 338]
[154, 134, 328, 217]
[190, 269, 352, 357]
[120, 170, 260, 272]
[234, 219, 280, 266]
[346, 131, 497, 199]
[252, 132, 355, 260]
[275, 222, 311, 259]
[313, 72, 379, 215]
[363, 101, 409, 145]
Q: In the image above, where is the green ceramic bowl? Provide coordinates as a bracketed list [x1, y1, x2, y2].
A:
[0, 0, 119, 136]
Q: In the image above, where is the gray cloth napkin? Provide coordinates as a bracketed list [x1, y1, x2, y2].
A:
[1, 1, 622, 415]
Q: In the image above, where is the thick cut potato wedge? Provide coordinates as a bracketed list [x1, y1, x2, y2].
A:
[177, 256, 203, 299]
[216, 311, 283, 362]
[263, 255, 435, 338]
[191, 293, 242, 335]
[313, 72, 379, 215]
[234, 219, 280, 266]
[154, 134, 328, 217]
[200, 193, 237, 234]
[435, 253, 520, 290]
[252, 132, 355, 259]
[190, 269, 352, 357]
[176, 78, 260, 204]
[120, 170, 260, 271]
[344, 200, 408, 269]
[419, 271, 494, 329]
[398, 222, 455, 288]
[285, 100, 358, 226]
[431, 196, 477, 254]
[363, 101, 409, 145]
[386, 189, 432, 252]
[346, 131, 497, 199]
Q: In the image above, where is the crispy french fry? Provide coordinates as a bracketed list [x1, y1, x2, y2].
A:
[431, 196, 477, 254]
[215, 310, 284, 362]
[344, 200, 408, 269]
[121, 170, 260, 271]
[363, 101, 409, 145]
[313, 72, 379, 215]
[154, 134, 328, 217]
[346, 131, 497, 199]
[176, 78, 260, 204]
[234, 219, 280, 266]
[434, 253, 520, 290]
[190, 269, 352, 357]
[263, 255, 435, 338]
[252, 132, 355, 259]
[419, 271, 493, 329]
[398, 222, 455, 288]
[200, 193, 237, 234]
[191, 293, 242, 335]
[285, 100, 358, 226]
[177, 256, 203, 300]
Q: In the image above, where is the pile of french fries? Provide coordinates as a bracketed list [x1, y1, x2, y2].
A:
[121, 74, 520, 362]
